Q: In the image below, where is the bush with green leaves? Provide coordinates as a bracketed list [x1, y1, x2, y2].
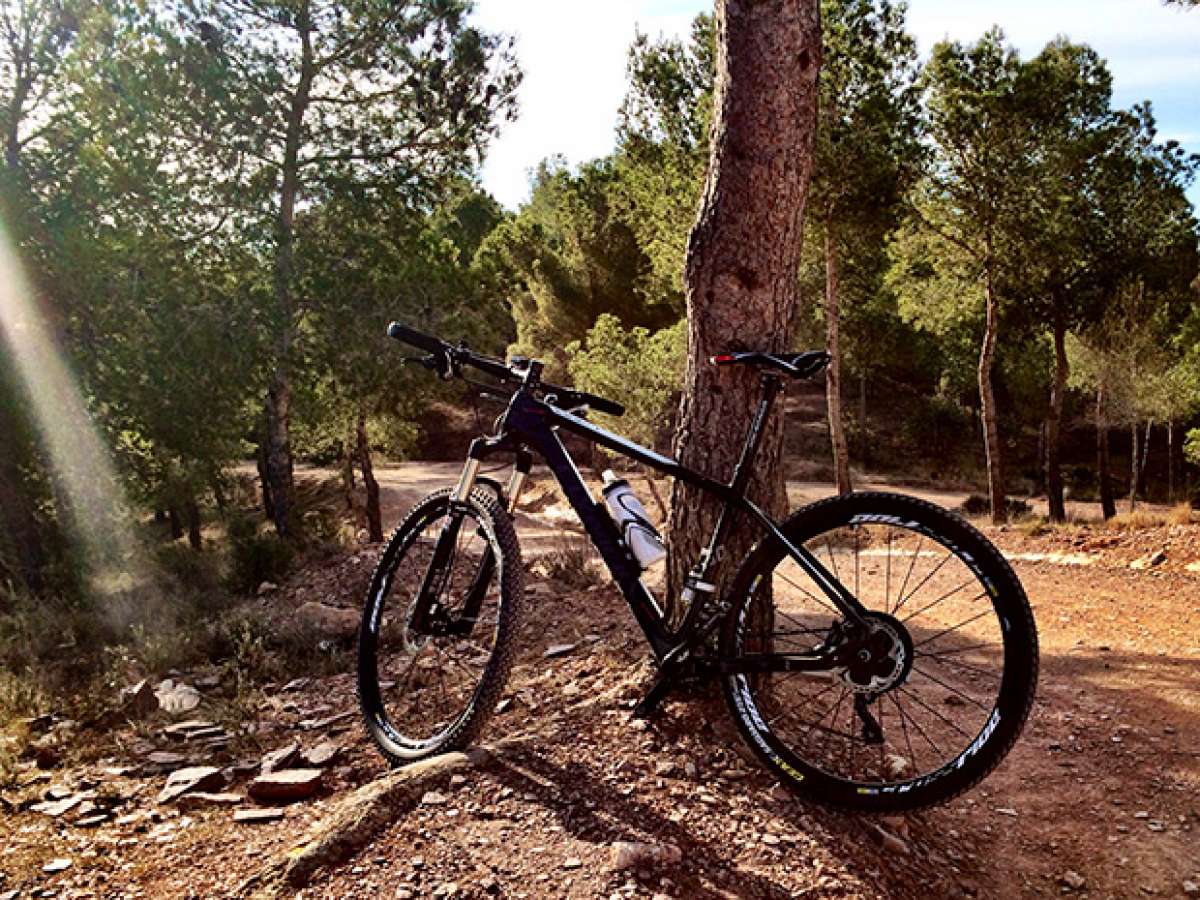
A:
[566, 314, 686, 450]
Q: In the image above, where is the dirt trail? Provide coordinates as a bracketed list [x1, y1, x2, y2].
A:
[2, 466, 1197, 899]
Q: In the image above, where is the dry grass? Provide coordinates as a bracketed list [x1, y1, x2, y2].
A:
[1166, 503, 1197, 526]
[1104, 509, 1168, 531]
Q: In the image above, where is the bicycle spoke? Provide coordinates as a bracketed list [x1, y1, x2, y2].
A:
[901, 582, 986, 624]
[913, 609, 993, 649]
[893, 548, 954, 615]
[896, 686, 972, 739]
[891, 534, 924, 616]
[910, 665, 990, 711]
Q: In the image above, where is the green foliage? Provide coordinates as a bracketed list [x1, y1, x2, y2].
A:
[480, 158, 676, 371]
[566, 315, 686, 450]
[1185, 429, 1200, 468]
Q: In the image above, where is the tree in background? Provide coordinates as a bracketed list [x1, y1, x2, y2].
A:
[478, 157, 675, 372]
[175, 0, 520, 537]
[298, 180, 507, 540]
[902, 30, 1033, 524]
[810, 0, 920, 494]
[667, 0, 821, 598]
[614, 14, 714, 307]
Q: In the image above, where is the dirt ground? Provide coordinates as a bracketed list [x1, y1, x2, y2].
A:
[2, 464, 1198, 899]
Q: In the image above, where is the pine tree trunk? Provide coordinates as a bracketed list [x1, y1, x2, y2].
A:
[256, 438, 275, 521]
[265, 15, 315, 538]
[341, 433, 357, 510]
[168, 505, 183, 541]
[1139, 419, 1152, 500]
[1097, 385, 1116, 520]
[1045, 315, 1068, 523]
[1128, 420, 1139, 512]
[185, 497, 202, 551]
[356, 411, 383, 544]
[824, 218, 852, 495]
[1167, 420, 1175, 503]
[666, 0, 821, 598]
[979, 260, 1006, 524]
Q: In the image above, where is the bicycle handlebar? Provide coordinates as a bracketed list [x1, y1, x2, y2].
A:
[386, 321, 625, 418]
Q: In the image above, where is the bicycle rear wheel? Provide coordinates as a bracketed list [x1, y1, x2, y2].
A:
[720, 492, 1037, 812]
[357, 487, 523, 764]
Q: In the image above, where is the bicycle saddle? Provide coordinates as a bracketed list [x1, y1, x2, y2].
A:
[709, 350, 831, 380]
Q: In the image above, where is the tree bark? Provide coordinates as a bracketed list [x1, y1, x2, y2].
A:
[666, 0, 821, 599]
[265, 9, 315, 538]
[167, 505, 183, 541]
[824, 217, 852, 495]
[1128, 420, 1139, 512]
[185, 496, 202, 551]
[1045, 314, 1068, 523]
[1096, 385, 1116, 520]
[1139, 419, 1152, 500]
[256, 438, 275, 521]
[1167, 420, 1175, 503]
[356, 410, 383, 543]
[979, 260, 1006, 524]
[341, 432, 357, 510]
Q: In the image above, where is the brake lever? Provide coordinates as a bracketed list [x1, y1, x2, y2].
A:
[402, 355, 440, 370]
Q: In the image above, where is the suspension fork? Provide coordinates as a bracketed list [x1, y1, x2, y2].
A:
[411, 451, 485, 632]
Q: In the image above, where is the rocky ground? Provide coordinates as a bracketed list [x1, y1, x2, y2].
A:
[1, 469, 1198, 900]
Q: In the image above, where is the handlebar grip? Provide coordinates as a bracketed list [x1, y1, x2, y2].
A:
[387, 321, 446, 355]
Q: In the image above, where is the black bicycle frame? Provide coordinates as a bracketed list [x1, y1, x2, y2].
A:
[457, 378, 869, 665]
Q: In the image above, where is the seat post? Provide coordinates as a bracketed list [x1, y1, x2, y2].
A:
[728, 374, 784, 496]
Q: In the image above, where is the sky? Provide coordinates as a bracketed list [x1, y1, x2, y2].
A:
[471, 0, 1200, 210]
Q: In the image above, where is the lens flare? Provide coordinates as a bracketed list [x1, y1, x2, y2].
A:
[0, 217, 154, 613]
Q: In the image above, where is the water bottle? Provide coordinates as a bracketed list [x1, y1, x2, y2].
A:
[601, 470, 667, 569]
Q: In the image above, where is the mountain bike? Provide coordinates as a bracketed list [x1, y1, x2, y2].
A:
[357, 322, 1039, 812]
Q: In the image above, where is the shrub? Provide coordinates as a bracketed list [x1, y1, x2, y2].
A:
[566, 314, 686, 451]
[959, 495, 1032, 519]
[226, 515, 293, 594]
[538, 539, 598, 590]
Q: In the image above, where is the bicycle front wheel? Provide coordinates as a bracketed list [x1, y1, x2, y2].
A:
[720, 492, 1038, 812]
[357, 487, 524, 765]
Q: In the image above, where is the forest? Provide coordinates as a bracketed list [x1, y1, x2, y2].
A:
[0, 0, 1197, 698]
[0, 0, 1199, 894]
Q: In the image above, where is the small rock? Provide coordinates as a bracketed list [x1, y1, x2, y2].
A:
[870, 824, 909, 855]
[74, 813, 112, 828]
[563, 857, 583, 870]
[144, 750, 189, 771]
[610, 841, 682, 871]
[543, 643, 577, 659]
[1060, 870, 1086, 891]
[297, 711, 354, 731]
[421, 790, 448, 806]
[261, 743, 301, 774]
[155, 681, 202, 715]
[495, 698, 513, 714]
[995, 807, 1018, 817]
[256, 581, 279, 596]
[296, 602, 359, 640]
[1181, 881, 1199, 896]
[163, 720, 217, 739]
[300, 741, 340, 768]
[43, 858, 72, 874]
[248, 769, 323, 803]
[176, 792, 243, 810]
[234, 808, 284, 824]
[158, 767, 224, 804]
[282, 677, 310, 693]
[1130, 550, 1167, 570]
[120, 679, 158, 717]
[32, 794, 87, 818]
